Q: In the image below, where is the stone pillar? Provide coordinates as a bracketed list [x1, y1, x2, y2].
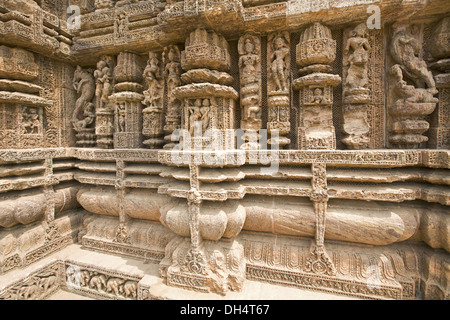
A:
[112, 51, 145, 149]
[293, 23, 341, 150]
[174, 28, 238, 151]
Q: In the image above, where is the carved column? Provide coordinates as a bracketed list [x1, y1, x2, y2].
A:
[111, 51, 145, 149]
[163, 45, 183, 149]
[293, 23, 341, 150]
[161, 159, 246, 295]
[174, 28, 238, 150]
[142, 52, 165, 149]
[342, 23, 372, 149]
[95, 55, 115, 149]
[387, 23, 438, 149]
[429, 17, 450, 149]
[114, 160, 130, 244]
[267, 31, 291, 148]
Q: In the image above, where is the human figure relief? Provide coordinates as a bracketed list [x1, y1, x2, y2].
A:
[189, 99, 203, 136]
[269, 32, 290, 92]
[143, 52, 163, 107]
[238, 34, 261, 121]
[117, 102, 126, 132]
[22, 108, 40, 134]
[200, 99, 211, 133]
[343, 23, 371, 91]
[164, 46, 182, 90]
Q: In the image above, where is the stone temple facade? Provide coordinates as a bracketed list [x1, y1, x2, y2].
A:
[0, 0, 449, 300]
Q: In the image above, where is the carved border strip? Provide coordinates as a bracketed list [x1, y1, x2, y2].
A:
[82, 237, 165, 263]
[0, 260, 61, 300]
[22, 235, 74, 268]
[62, 260, 142, 300]
[246, 264, 403, 300]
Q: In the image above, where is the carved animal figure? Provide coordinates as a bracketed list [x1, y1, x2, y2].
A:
[390, 26, 436, 90]
[121, 281, 137, 298]
[39, 275, 57, 292]
[19, 284, 38, 300]
[89, 274, 107, 291]
[106, 277, 125, 296]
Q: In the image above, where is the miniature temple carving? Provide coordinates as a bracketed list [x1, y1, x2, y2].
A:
[293, 23, 341, 150]
[175, 28, 238, 150]
[112, 51, 145, 148]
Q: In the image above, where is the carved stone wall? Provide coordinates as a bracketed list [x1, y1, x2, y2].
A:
[0, 0, 448, 301]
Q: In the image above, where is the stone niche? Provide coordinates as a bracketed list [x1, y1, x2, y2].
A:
[0, 0, 449, 302]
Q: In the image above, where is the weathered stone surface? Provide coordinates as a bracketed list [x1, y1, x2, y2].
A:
[0, 0, 448, 301]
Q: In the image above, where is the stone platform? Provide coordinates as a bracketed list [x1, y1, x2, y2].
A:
[0, 244, 358, 300]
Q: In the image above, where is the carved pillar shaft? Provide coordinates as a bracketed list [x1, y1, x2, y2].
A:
[306, 163, 336, 276]
[112, 52, 145, 149]
[114, 160, 130, 243]
[293, 23, 341, 150]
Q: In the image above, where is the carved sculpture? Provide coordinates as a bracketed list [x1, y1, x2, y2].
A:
[342, 23, 372, 149]
[111, 51, 145, 148]
[175, 28, 238, 151]
[428, 17, 450, 149]
[142, 52, 165, 149]
[163, 45, 183, 149]
[267, 31, 291, 148]
[388, 24, 438, 148]
[238, 33, 262, 150]
[0, 0, 449, 302]
[72, 66, 96, 148]
[94, 56, 115, 149]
